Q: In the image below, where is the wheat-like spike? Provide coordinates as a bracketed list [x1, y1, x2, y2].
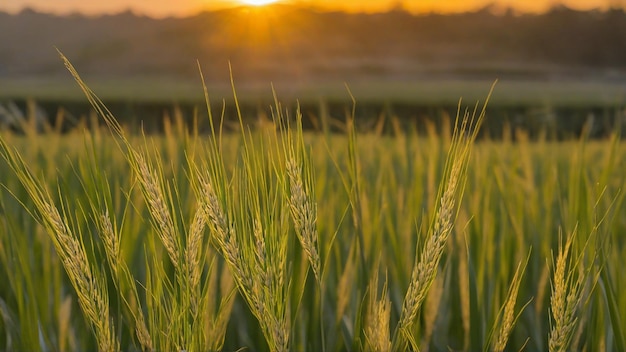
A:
[98, 211, 153, 351]
[42, 202, 117, 352]
[253, 216, 271, 289]
[252, 214, 290, 352]
[0, 136, 116, 346]
[186, 205, 207, 313]
[133, 151, 181, 271]
[134, 313, 153, 352]
[99, 210, 120, 276]
[273, 317, 290, 352]
[397, 152, 463, 333]
[492, 253, 530, 352]
[257, 292, 289, 352]
[286, 158, 321, 283]
[549, 232, 585, 352]
[201, 180, 228, 249]
[199, 156, 290, 352]
[394, 96, 492, 349]
[200, 177, 254, 303]
[368, 297, 392, 352]
[493, 280, 521, 351]
[365, 272, 392, 352]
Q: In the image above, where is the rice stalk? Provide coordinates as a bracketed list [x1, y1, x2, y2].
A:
[489, 250, 532, 352]
[58, 53, 237, 351]
[186, 205, 208, 314]
[364, 269, 391, 352]
[0, 138, 117, 352]
[191, 70, 297, 351]
[548, 229, 588, 352]
[199, 178, 239, 276]
[99, 210, 120, 277]
[96, 210, 153, 351]
[282, 105, 321, 285]
[394, 85, 493, 349]
[133, 150, 182, 274]
[395, 152, 461, 342]
[47, 203, 116, 352]
[286, 157, 320, 283]
[60, 51, 183, 277]
[198, 149, 290, 352]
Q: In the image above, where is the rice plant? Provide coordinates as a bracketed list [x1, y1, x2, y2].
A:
[0, 56, 625, 351]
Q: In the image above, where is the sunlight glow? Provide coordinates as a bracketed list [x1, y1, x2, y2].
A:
[239, 0, 279, 6]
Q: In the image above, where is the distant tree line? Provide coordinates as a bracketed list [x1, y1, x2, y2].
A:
[1, 4, 626, 80]
[288, 4, 626, 71]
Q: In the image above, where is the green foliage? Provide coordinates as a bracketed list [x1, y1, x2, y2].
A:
[0, 67, 625, 351]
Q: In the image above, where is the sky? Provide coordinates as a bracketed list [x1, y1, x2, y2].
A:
[0, 0, 618, 17]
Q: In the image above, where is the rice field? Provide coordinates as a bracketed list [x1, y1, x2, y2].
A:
[0, 63, 625, 352]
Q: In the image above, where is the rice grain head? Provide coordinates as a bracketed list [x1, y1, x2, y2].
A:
[99, 210, 120, 276]
[286, 158, 321, 283]
[199, 174, 288, 352]
[394, 91, 491, 348]
[186, 205, 208, 312]
[548, 230, 586, 352]
[492, 251, 531, 352]
[365, 271, 392, 352]
[133, 150, 181, 272]
[397, 148, 464, 334]
[98, 211, 153, 351]
[44, 203, 118, 352]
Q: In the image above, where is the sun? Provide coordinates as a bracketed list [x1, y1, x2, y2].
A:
[239, 0, 279, 6]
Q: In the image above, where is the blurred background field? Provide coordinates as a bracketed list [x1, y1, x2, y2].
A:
[2, 3, 626, 137]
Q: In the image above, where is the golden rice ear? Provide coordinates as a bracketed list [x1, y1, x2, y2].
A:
[365, 268, 392, 352]
[491, 250, 532, 352]
[0, 136, 118, 352]
[286, 157, 321, 283]
[548, 228, 590, 352]
[394, 84, 493, 350]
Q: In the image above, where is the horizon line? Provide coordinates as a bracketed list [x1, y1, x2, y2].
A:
[0, 2, 620, 19]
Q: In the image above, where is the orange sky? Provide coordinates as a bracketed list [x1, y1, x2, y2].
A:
[0, 0, 614, 17]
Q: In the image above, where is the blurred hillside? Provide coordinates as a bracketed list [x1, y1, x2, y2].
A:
[2, 4, 626, 85]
